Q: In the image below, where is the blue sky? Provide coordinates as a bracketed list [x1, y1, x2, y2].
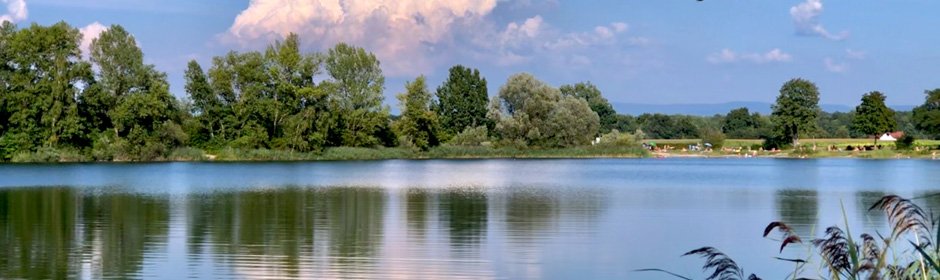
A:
[5, 0, 939, 108]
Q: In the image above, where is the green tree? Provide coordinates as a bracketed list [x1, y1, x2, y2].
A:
[90, 25, 184, 160]
[722, 107, 769, 139]
[394, 76, 441, 150]
[560, 82, 616, 134]
[323, 43, 388, 147]
[183, 60, 216, 146]
[771, 78, 820, 146]
[488, 73, 599, 147]
[435, 65, 489, 138]
[913, 89, 940, 139]
[1, 22, 91, 157]
[851, 91, 896, 143]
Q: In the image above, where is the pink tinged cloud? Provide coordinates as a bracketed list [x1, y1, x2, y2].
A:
[225, 0, 499, 76]
[0, 0, 27, 24]
[80, 22, 109, 59]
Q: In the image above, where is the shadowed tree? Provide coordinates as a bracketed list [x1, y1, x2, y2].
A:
[435, 65, 489, 138]
[913, 88, 940, 139]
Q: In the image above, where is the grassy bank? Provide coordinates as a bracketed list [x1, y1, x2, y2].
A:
[5, 145, 650, 163]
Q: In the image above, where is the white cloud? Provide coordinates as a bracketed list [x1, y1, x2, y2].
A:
[845, 48, 866, 60]
[80, 22, 109, 59]
[224, 0, 499, 76]
[824, 57, 847, 73]
[707, 48, 792, 64]
[0, 0, 27, 24]
[223, 1, 641, 75]
[789, 0, 847, 40]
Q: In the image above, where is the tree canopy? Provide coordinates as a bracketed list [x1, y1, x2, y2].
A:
[771, 78, 820, 146]
[913, 89, 940, 139]
[560, 82, 616, 134]
[488, 73, 599, 147]
[435, 65, 489, 138]
[851, 91, 896, 142]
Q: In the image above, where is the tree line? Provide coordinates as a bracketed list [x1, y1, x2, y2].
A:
[2, 22, 940, 161]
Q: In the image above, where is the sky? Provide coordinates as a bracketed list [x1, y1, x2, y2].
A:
[4, 0, 939, 108]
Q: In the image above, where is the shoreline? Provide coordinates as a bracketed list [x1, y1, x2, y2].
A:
[2, 149, 937, 163]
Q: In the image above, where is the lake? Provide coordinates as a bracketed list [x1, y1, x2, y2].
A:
[1, 158, 939, 279]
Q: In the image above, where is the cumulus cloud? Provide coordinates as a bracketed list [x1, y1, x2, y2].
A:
[789, 0, 847, 40]
[707, 48, 792, 64]
[80, 22, 109, 59]
[823, 57, 847, 73]
[224, 0, 499, 76]
[0, 0, 27, 24]
[223, 0, 640, 75]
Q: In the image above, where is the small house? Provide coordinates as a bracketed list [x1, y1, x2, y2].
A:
[878, 131, 904, 142]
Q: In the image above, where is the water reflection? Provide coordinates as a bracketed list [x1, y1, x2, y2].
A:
[0, 187, 78, 279]
[2, 159, 940, 279]
[856, 191, 888, 229]
[441, 187, 488, 251]
[775, 189, 819, 237]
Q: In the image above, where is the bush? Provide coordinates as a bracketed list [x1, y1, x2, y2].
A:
[448, 126, 490, 146]
[597, 129, 636, 147]
[896, 134, 915, 150]
[699, 129, 726, 149]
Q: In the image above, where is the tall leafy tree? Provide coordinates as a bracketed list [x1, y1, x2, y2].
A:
[851, 91, 896, 143]
[394, 76, 441, 150]
[89, 25, 184, 160]
[771, 78, 820, 146]
[1, 22, 91, 156]
[560, 82, 616, 134]
[435, 65, 489, 137]
[323, 43, 388, 147]
[913, 89, 940, 139]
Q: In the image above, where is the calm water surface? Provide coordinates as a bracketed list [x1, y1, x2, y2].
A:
[1, 158, 939, 279]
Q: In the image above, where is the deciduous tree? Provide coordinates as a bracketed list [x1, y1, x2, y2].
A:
[851, 91, 896, 143]
[771, 78, 820, 146]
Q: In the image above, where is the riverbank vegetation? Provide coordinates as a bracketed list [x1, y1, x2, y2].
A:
[2, 22, 940, 162]
[642, 194, 940, 280]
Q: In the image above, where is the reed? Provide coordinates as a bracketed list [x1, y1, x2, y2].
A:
[640, 194, 940, 280]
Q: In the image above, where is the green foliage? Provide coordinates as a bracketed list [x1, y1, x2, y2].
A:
[699, 128, 726, 149]
[913, 88, 940, 139]
[722, 107, 770, 139]
[435, 65, 490, 138]
[488, 73, 600, 148]
[448, 126, 490, 146]
[637, 114, 699, 139]
[772, 78, 821, 146]
[896, 134, 916, 150]
[394, 76, 441, 151]
[851, 91, 897, 139]
[597, 130, 637, 147]
[560, 82, 617, 134]
[325, 43, 389, 147]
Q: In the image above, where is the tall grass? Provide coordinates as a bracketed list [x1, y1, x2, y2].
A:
[641, 194, 940, 280]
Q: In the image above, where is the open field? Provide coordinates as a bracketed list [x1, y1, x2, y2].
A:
[647, 138, 940, 148]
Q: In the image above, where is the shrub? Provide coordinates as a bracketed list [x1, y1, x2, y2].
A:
[448, 126, 490, 147]
[699, 129, 726, 149]
[896, 134, 915, 150]
[597, 130, 636, 147]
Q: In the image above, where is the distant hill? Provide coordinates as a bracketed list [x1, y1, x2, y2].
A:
[611, 102, 915, 116]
